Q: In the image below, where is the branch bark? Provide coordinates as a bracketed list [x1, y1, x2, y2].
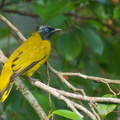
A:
[1, 8, 39, 18]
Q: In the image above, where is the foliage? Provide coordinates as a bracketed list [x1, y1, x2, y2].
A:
[0, 0, 120, 120]
[50, 109, 83, 120]
[97, 94, 117, 119]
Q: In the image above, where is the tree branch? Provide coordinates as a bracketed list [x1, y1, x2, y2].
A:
[31, 79, 120, 104]
[0, 14, 26, 42]
[15, 78, 48, 120]
[1, 8, 39, 18]
[64, 12, 120, 34]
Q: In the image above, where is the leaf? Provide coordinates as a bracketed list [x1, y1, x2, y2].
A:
[82, 27, 104, 55]
[89, 1, 107, 19]
[29, 3, 45, 18]
[57, 33, 81, 62]
[113, 6, 120, 19]
[33, 93, 55, 111]
[47, 14, 66, 27]
[97, 94, 117, 118]
[30, 2, 72, 23]
[51, 109, 83, 120]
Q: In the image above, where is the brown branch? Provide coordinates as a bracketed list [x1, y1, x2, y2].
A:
[64, 12, 120, 34]
[47, 62, 120, 85]
[59, 72, 120, 84]
[1, 8, 39, 18]
[57, 90, 120, 104]
[33, 80, 95, 119]
[88, 103, 101, 120]
[71, 101, 97, 120]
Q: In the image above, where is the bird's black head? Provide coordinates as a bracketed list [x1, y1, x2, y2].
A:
[36, 25, 61, 40]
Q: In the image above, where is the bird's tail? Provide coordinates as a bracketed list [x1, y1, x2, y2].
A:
[0, 62, 14, 102]
[0, 81, 14, 102]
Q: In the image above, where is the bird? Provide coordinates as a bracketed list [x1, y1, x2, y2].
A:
[0, 25, 61, 102]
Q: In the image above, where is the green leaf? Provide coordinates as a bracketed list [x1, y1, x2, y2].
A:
[33, 93, 55, 111]
[89, 2, 107, 19]
[113, 6, 120, 19]
[47, 14, 66, 27]
[45, 2, 71, 17]
[29, 3, 45, 18]
[30, 2, 73, 23]
[57, 33, 81, 62]
[97, 94, 117, 118]
[82, 27, 104, 55]
[51, 109, 83, 120]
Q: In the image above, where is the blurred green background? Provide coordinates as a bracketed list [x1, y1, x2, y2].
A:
[0, 0, 120, 119]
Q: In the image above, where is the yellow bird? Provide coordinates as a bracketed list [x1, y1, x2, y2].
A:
[0, 25, 61, 102]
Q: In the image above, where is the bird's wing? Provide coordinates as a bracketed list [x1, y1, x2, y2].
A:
[9, 39, 50, 80]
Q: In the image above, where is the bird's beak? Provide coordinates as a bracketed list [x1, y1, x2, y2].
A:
[53, 28, 62, 33]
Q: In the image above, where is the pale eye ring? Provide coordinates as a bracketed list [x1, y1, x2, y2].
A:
[44, 28, 49, 32]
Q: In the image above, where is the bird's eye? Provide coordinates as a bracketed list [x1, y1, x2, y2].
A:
[44, 28, 49, 32]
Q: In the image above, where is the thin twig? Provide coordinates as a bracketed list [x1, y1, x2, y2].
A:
[58, 72, 120, 84]
[1, 8, 39, 18]
[0, 14, 26, 42]
[106, 83, 116, 95]
[71, 101, 97, 120]
[46, 62, 53, 117]
[89, 103, 101, 120]
[47, 62, 120, 96]
[32, 79, 120, 118]
[57, 90, 120, 104]
[47, 62, 86, 93]
[64, 12, 120, 34]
